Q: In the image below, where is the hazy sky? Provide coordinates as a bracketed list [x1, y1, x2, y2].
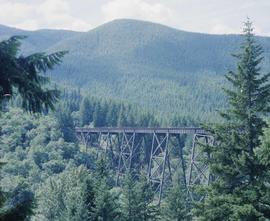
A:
[0, 0, 269, 36]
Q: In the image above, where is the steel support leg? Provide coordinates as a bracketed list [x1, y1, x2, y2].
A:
[148, 132, 170, 204]
[77, 132, 92, 151]
[177, 134, 187, 189]
[116, 132, 136, 185]
[187, 134, 214, 200]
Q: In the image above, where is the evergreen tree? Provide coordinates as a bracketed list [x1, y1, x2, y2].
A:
[91, 179, 120, 221]
[106, 103, 118, 126]
[36, 166, 94, 221]
[0, 184, 34, 221]
[94, 154, 110, 180]
[0, 36, 66, 220]
[80, 97, 93, 126]
[126, 108, 136, 126]
[0, 36, 67, 113]
[194, 20, 270, 220]
[121, 173, 158, 221]
[117, 104, 127, 126]
[59, 177, 95, 221]
[93, 102, 104, 127]
[161, 177, 191, 221]
[91, 155, 120, 221]
[256, 120, 270, 166]
[55, 104, 77, 142]
[135, 174, 159, 221]
[121, 174, 141, 221]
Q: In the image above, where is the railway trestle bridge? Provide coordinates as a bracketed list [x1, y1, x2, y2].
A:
[75, 127, 214, 202]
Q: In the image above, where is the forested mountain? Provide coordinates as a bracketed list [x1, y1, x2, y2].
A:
[2, 17, 270, 221]
[0, 24, 80, 54]
[1, 19, 270, 122]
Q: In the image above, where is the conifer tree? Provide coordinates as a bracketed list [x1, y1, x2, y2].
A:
[91, 179, 120, 221]
[0, 36, 66, 220]
[194, 20, 270, 220]
[0, 184, 34, 221]
[121, 174, 141, 221]
[93, 102, 104, 127]
[136, 174, 159, 221]
[55, 103, 77, 142]
[79, 97, 93, 126]
[59, 176, 95, 221]
[117, 105, 127, 126]
[106, 103, 118, 126]
[256, 120, 270, 166]
[161, 176, 191, 221]
[0, 36, 67, 113]
[121, 173, 159, 221]
[91, 155, 120, 221]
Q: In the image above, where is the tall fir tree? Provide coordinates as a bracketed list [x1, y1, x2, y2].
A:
[0, 36, 66, 113]
[194, 20, 270, 220]
[121, 173, 159, 221]
[161, 175, 191, 221]
[79, 97, 93, 126]
[90, 155, 120, 221]
[91, 179, 120, 221]
[55, 103, 77, 142]
[121, 174, 142, 221]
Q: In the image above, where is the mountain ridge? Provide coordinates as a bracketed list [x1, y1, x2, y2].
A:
[2, 19, 268, 37]
[1, 19, 270, 121]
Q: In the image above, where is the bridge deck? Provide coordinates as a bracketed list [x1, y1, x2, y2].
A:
[75, 127, 206, 134]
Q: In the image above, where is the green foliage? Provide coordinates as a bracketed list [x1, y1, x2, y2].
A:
[2, 19, 270, 221]
[90, 155, 121, 221]
[0, 184, 34, 221]
[161, 177, 191, 221]
[0, 36, 66, 113]
[256, 120, 270, 166]
[79, 96, 160, 127]
[121, 174, 159, 221]
[55, 103, 77, 142]
[121, 175, 139, 221]
[194, 20, 270, 221]
[79, 97, 93, 126]
[0, 108, 94, 191]
[0, 163, 6, 214]
[0, 34, 66, 220]
[91, 179, 120, 221]
[3, 20, 270, 123]
[33, 154, 120, 221]
[35, 166, 94, 221]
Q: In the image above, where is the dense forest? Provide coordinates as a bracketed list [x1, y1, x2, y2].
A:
[1, 19, 270, 123]
[1, 19, 270, 221]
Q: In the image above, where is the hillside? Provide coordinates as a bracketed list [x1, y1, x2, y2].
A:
[1, 19, 270, 122]
[0, 24, 81, 53]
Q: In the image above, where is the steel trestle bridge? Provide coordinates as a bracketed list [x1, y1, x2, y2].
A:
[75, 127, 214, 203]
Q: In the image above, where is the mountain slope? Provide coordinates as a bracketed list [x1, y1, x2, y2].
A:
[0, 24, 81, 53]
[1, 19, 270, 122]
[49, 19, 270, 81]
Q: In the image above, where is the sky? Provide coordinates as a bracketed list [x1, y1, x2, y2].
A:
[0, 0, 269, 36]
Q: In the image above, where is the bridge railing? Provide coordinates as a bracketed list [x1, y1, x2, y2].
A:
[75, 127, 206, 134]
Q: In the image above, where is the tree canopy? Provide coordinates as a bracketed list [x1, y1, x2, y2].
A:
[0, 36, 67, 113]
[194, 20, 270, 221]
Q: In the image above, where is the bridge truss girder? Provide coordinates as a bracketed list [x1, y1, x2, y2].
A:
[187, 133, 214, 200]
[76, 128, 213, 203]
